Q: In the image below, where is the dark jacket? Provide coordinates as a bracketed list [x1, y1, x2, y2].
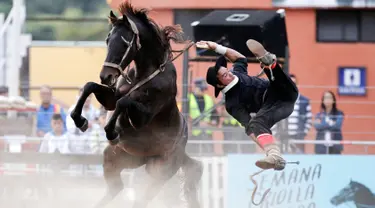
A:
[224, 58, 269, 127]
[314, 110, 344, 154]
[296, 95, 312, 139]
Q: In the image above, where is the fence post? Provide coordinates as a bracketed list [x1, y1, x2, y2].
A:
[0, 13, 4, 86]
[182, 50, 189, 118]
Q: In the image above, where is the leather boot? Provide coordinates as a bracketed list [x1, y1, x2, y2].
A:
[251, 133, 286, 171]
[246, 39, 277, 67]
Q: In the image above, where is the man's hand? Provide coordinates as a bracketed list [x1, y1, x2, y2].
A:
[196, 40, 217, 50]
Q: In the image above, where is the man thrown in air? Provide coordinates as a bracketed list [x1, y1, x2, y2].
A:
[198, 39, 298, 170]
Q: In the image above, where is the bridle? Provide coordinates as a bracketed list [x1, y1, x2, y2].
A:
[103, 16, 195, 97]
[103, 18, 142, 85]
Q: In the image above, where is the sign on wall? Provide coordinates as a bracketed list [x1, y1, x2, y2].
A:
[338, 67, 366, 96]
[272, 0, 375, 8]
[227, 154, 375, 208]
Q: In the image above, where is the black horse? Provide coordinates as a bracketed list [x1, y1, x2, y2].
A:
[70, 2, 202, 208]
[331, 179, 375, 208]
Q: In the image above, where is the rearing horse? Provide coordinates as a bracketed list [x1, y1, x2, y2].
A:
[70, 2, 202, 208]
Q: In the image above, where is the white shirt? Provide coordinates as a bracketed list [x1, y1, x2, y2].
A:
[324, 116, 335, 147]
[39, 132, 71, 154]
[88, 123, 108, 154]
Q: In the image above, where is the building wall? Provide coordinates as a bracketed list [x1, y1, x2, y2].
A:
[29, 46, 106, 108]
[285, 9, 375, 154]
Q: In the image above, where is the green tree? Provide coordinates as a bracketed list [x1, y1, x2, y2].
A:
[24, 0, 110, 40]
[0, 0, 12, 17]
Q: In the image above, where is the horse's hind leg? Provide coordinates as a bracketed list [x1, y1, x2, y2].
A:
[181, 154, 203, 208]
[94, 145, 145, 208]
[70, 82, 115, 132]
[132, 151, 183, 208]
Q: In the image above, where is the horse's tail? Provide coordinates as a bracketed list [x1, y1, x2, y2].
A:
[162, 25, 187, 44]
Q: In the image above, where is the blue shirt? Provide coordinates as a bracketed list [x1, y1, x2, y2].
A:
[36, 104, 67, 134]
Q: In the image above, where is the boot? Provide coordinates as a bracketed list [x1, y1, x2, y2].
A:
[256, 144, 286, 171]
[251, 133, 286, 171]
[246, 39, 277, 68]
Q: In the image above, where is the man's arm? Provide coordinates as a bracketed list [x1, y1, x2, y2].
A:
[225, 100, 251, 128]
[196, 40, 245, 63]
[221, 47, 246, 63]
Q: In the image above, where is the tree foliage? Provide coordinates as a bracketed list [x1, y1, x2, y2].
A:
[1, 0, 111, 41]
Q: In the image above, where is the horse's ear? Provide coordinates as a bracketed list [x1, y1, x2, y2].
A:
[110, 11, 117, 19]
[121, 14, 131, 27]
[109, 10, 117, 24]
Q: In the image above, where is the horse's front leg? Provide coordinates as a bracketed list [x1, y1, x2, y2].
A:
[104, 96, 151, 144]
[70, 82, 115, 132]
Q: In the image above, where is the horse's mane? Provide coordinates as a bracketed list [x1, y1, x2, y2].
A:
[110, 1, 186, 62]
[352, 181, 373, 195]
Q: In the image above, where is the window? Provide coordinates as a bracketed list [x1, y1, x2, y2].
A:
[361, 11, 375, 42]
[316, 10, 375, 43]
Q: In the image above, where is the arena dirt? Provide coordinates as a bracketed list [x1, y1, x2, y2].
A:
[0, 157, 187, 208]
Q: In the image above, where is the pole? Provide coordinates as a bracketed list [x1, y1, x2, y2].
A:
[182, 51, 189, 118]
[0, 13, 4, 86]
[7, 0, 23, 118]
[7, 0, 22, 98]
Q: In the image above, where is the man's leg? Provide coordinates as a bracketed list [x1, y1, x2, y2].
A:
[245, 39, 298, 171]
[246, 100, 294, 171]
[246, 39, 298, 102]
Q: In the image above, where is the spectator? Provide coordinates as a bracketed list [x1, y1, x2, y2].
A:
[39, 113, 70, 154]
[86, 108, 108, 175]
[187, 78, 219, 155]
[0, 86, 8, 117]
[0, 86, 8, 96]
[36, 85, 67, 137]
[66, 88, 99, 136]
[313, 91, 344, 154]
[88, 108, 108, 154]
[272, 74, 312, 153]
[66, 88, 99, 154]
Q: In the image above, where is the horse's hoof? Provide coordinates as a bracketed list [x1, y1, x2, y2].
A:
[108, 137, 120, 146]
[78, 119, 89, 132]
[106, 130, 119, 142]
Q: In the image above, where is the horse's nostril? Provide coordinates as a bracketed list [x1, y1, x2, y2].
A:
[101, 75, 113, 85]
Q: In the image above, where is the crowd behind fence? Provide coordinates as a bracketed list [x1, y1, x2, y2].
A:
[1, 84, 375, 156]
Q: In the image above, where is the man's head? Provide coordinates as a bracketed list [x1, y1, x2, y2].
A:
[193, 78, 208, 95]
[0, 86, 8, 97]
[206, 56, 235, 97]
[51, 113, 64, 135]
[40, 85, 52, 106]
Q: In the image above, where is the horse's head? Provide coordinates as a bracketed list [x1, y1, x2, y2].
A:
[331, 179, 363, 206]
[100, 2, 185, 87]
[100, 9, 141, 87]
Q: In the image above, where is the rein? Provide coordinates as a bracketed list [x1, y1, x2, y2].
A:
[124, 41, 195, 97]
